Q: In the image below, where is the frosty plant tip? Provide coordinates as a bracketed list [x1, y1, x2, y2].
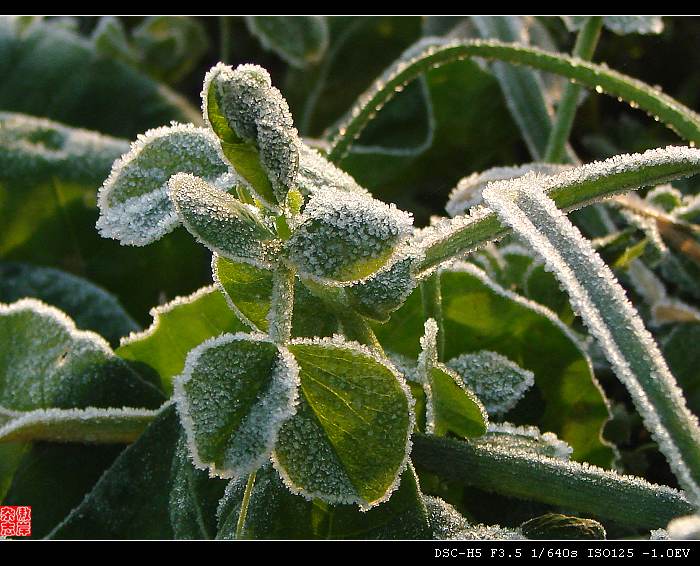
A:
[8, 26, 700, 538]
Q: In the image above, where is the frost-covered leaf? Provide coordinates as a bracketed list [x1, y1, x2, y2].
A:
[0, 112, 214, 319]
[425, 496, 524, 540]
[446, 163, 569, 217]
[483, 177, 700, 502]
[446, 351, 534, 416]
[203, 63, 299, 205]
[246, 16, 329, 68]
[520, 513, 605, 540]
[169, 173, 279, 266]
[117, 286, 247, 394]
[273, 337, 413, 509]
[0, 262, 137, 347]
[563, 16, 664, 35]
[96, 124, 234, 246]
[0, 299, 163, 412]
[296, 143, 370, 197]
[48, 405, 226, 539]
[346, 248, 420, 321]
[213, 255, 339, 336]
[374, 263, 614, 466]
[218, 463, 431, 539]
[663, 323, 700, 416]
[470, 422, 573, 461]
[285, 188, 413, 284]
[0, 18, 199, 138]
[175, 333, 300, 479]
[418, 320, 488, 438]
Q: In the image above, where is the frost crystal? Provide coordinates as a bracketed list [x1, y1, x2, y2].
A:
[483, 176, 700, 503]
[174, 332, 300, 479]
[425, 496, 524, 540]
[446, 351, 534, 416]
[296, 143, 370, 197]
[169, 173, 280, 267]
[471, 422, 573, 461]
[96, 123, 236, 246]
[203, 63, 299, 202]
[446, 163, 569, 217]
[563, 16, 664, 35]
[285, 187, 414, 284]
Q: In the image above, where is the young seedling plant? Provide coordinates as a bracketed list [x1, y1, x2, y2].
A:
[4, 16, 700, 540]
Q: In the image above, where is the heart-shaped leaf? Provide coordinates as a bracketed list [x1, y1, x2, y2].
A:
[169, 173, 280, 267]
[174, 333, 300, 479]
[273, 337, 413, 509]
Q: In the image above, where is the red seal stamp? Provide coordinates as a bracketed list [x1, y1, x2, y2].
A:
[0, 506, 32, 537]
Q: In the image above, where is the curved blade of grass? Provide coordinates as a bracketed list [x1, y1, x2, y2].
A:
[327, 38, 700, 162]
[416, 146, 700, 273]
[412, 434, 694, 530]
[482, 177, 700, 503]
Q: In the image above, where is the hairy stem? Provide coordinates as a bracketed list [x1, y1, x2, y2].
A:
[544, 16, 604, 163]
[236, 471, 257, 539]
[483, 181, 700, 503]
[420, 271, 444, 361]
[268, 264, 296, 344]
[327, 39, 700, 162]
[219, 17, 232, 64]
[412, 434, 694, 529]
[416, 147, 700, 274]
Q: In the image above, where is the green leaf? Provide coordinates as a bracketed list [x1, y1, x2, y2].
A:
[169, 173, 279, 266]
[117, 286, 247, 394]
[175, 333, 300, 479]
[131, 16, 209, 84]
[218, 463, 431, 539]
[663, 323, 700, 415]
[0, 19, 199, 138]
[97, 124, 234, 246]
[285, 188, 413, 284]
[417, 319, 488, 438]
[48, 405, 226, 539]
[0, 299, 163, 412]
[375, 263, 614, 466]
[203, 63, 299, 205]
[213, 255, 339, 336]
[3, 443, 124, 538]
[246, 16, 329, 68]
[0, 112, 214, 321]
[273, 337, 413, 508]
[446, 351, 535, 416]
[470, 422, 573, 460]
[521, 513, 606, 540]
[0, 262, 138, 347]
[427, 366, 488, 438]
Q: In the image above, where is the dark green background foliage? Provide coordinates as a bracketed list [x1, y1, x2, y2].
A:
[2, 16, 700, 539]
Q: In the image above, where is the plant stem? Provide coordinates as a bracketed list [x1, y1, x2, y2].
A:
[219, 17, 232, 64]
[417, 147, 700, 274]
[411, 434, 695, 529]
[544, 17, 604, 163]
[337, 310, 384, 353]
[235, 471, 257, 539]
[327, 39, 700, 162]
[268, 264, 296, 344]
[420, 271, 444, 361]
